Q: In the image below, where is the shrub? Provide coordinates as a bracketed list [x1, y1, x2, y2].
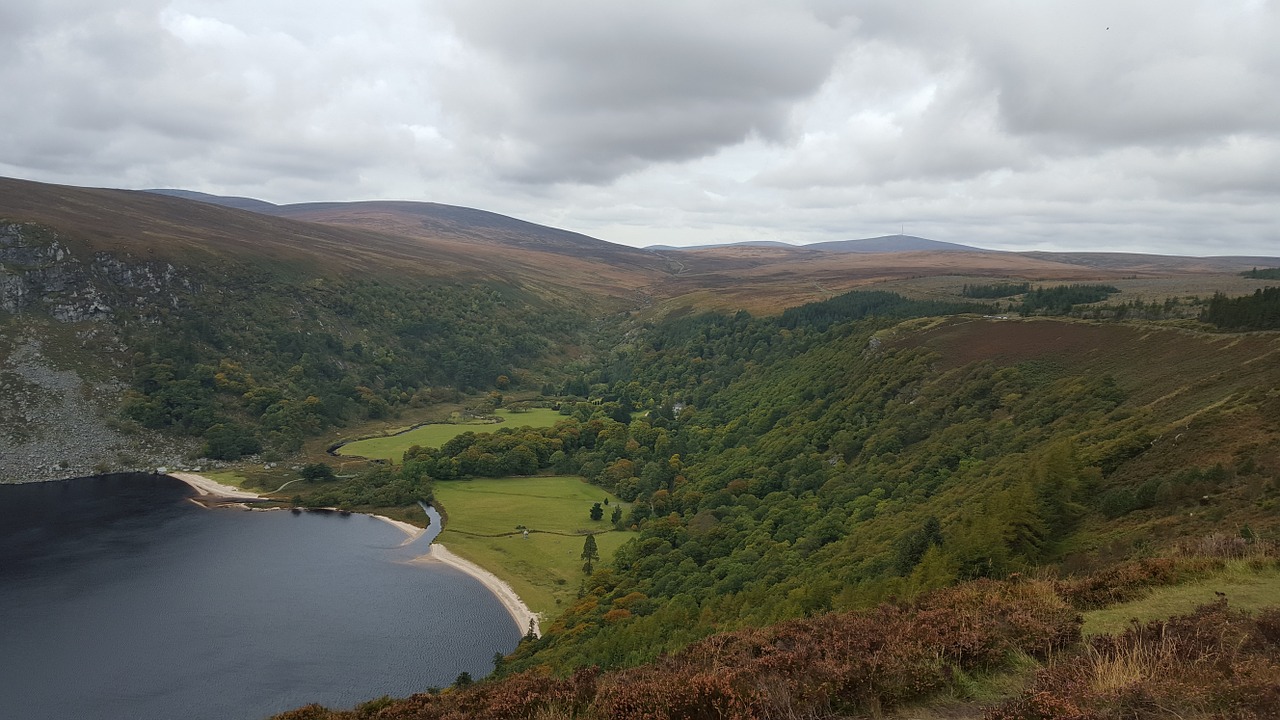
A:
[986, 600, 1280, 719]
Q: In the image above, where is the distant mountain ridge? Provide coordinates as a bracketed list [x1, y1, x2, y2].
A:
[145, 188, 280, 213]
[648, 240, 798, 251]
[807, 234, 981, 253]
[145, 189, 667, 271]
[650, 234, 985, 253]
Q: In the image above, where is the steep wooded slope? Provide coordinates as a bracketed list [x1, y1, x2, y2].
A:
[0, 178, 608, 477]
[410, 304, 1280, 674]
[273, 303, 1280, 719]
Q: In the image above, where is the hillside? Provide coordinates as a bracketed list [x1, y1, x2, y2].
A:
[4, 176, 1279, 716]
[144, 186, 1280, 315]
[0, 177, 624, 480]
[808, 234, 981, 253]
[270, 292, 1280, 718]
[649, 235, 981, 253]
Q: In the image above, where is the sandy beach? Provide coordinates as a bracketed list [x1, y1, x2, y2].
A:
[372, 514, 428, 545]
[411, 544, 541, 638]
[168, 472, 539, 636]
[169, 472, 263, 500]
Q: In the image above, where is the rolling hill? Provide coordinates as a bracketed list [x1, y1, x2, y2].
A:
[808, 234, 981, 253]
[648, 234, 981, 253]
[140, 184, 1280, 315]
[4, 175, 1280, 718]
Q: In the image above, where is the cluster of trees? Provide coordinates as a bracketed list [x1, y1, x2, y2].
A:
[304, 463, 433, 509]
[118, 268, 581, 459]
[1201, 288, 1280, 330]
[399, 410, 685, 529]
[1019, 284, 1119, 315]
[1241, 267, 1280, 280]
[1077, 296, 1204, 322]
[778, 290, 990, 332]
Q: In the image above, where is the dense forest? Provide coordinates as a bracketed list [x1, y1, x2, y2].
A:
[298, 288, 1277, 683]
[1019, 284, 1119, 315]
[117, 265, 582, 459]
[271, 284, 1280, 719]
[1202, 287, 1280, 330]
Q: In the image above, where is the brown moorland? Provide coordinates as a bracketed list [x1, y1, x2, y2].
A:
[5, 176, 1278, 316]
[271, 573, 1280, 720]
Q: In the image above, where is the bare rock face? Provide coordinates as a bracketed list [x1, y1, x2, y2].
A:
[0, 223, 196, 481]
[0, 334, 185, 482]
[0, 223, 194, 322]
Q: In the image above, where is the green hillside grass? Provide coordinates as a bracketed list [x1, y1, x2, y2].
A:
[1082, 558, 1280, 637]
[432, 475, 634, 617]
[337, 408, 563, 462]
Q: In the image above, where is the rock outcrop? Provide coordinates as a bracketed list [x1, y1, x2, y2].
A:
[1, 222, 194, 322]
[0, 223, 197, 482]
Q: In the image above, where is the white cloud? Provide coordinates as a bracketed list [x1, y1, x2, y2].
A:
[0, 0, 1277, 256]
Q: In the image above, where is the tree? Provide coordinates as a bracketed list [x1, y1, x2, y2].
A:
[299, 462, 336, 483]
[581, 534, 600, 574]
[201, 422, 261, 460]
[590, 502, 604, 521]
[611, 505, 623, 524]
[892, 516, 943, 575]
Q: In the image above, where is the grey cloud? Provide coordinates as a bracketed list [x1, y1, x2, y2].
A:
[432, 0, 845, 183]
[857, 0, 1280, 148]
[2, 1, 1278, 257]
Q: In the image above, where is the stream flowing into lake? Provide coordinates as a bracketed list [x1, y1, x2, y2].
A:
[0, 474, 520, 720]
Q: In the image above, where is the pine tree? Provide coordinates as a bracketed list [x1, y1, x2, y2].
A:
[581, 534, 600, 574]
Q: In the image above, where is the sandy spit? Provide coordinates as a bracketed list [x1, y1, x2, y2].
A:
[411, 543, 541, 638]
[169, 472, 263, 500]
[372, 514, 428, 545]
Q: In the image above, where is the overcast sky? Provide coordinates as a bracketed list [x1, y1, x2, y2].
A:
[3, 1, 1278, 255]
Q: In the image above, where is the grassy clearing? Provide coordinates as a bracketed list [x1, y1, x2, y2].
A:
[1082, 559, 1280, 636]
[432, 475, 634, 618]
[201, 469, 252, 488]
[337, 407, 563, 462]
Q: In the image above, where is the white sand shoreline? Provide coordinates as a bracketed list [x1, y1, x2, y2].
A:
[372, 514, 427, 545]
[168, 472, 539, 636]
[169, 472, 263, 500]
[411, 543, 541, 638]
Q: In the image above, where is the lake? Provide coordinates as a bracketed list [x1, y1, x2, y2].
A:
[0, 474, 521, 720]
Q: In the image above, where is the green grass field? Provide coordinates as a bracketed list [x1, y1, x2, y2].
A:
[337, 407, 564, 462]
[431, 475, 635, 619]
[1082, 559, 1280, 637]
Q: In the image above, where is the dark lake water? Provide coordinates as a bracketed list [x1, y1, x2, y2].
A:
[0, 474, 521, 720]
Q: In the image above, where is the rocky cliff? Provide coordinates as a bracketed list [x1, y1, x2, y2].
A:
[0, 223, 194, 482]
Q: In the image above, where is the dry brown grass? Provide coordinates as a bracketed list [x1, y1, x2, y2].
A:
[987, 600, 1280, 720]
[6, 176, 1276, 318]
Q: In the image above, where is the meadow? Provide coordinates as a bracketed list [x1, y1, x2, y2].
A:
[336, 407, 563, 462]
[1081, 559, 1280, 636]
[431, 475, 634, 618]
